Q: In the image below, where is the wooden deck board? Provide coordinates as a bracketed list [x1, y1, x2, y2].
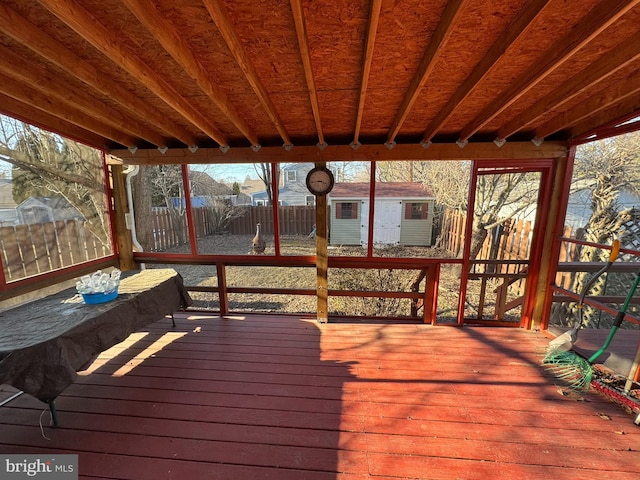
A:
[1, 313, 638, 479]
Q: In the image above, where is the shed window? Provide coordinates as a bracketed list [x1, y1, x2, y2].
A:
[336, 202, 358, 219]
[405, 202, 428, 219]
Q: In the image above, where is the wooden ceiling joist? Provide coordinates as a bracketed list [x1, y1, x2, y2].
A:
[1, 1, 639, 154]
[458, 0, 640, 143]
[0, 72, 136, 148]
[386, 0, 468, 145]
[0, 46, 168, 148]
[536, 71, 640, 140]
[421, 0, 551, 144]
[0, 3, 198, 148]
[290, 0, 325, 147]
[570, 95, 640, 141]
[353, 0, 382, 147]
[498, 30, 640, 140]
[203, 0, 292, 147]
[572, 110, 640, 144]
[37, 0, 229, 148]
[121, 0, 259, 148]
[0, 93, 106, 149]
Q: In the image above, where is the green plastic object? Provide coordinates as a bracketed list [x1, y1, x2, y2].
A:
[543, 350, 593, 390]
[544, 267, 640, 391]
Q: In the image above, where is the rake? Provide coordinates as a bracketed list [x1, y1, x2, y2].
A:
[544, 263, 640, 391]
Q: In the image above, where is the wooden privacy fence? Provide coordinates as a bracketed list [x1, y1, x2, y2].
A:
[1, 206, 317, 279]
[440, 209, 533, 266]
[227, 206, 316, 236]
[151, 205, 316, 251]
[439, 209, 466, 256]
[1, 219, 109, 282]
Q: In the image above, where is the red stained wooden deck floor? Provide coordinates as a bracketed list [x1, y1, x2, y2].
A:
[1, 313, 639, 479]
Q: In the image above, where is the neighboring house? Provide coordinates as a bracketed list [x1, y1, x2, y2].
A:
[172, 171, 251, 206]
[16, 196, 84, 225]
[328, 182, 436, 246]
[0, 179, 18, 226]
[276, 164, 316, 206]
[249, 164, 339, 206]
[240, 179, 268, 206]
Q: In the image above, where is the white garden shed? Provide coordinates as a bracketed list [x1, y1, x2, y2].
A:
[328, 182, 435, 247]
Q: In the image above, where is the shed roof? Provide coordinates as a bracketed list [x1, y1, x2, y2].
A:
[1, 1, 640, 159]
[330, 182, 434, 199]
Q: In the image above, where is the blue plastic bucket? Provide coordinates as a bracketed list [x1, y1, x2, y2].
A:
[81, 290, 118, 304]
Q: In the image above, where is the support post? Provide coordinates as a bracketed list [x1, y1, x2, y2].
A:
[315, 165, 329, 323]
[532, 151, 574, 330]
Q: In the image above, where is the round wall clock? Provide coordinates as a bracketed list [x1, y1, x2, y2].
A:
[306, 166, 335, 196]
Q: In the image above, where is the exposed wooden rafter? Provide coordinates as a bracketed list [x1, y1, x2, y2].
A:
[570, 97, 640, 142]
[457, 0, 640, 143]
[387, 0, 468, 145]
[0, 3, 197, 148]
[537, 72, 640, 140]
[0, 72, 137, 148]
[290, 0, 325, 146]
[0, 0, 639, 152]
[121, 0, 259, 148]
[353, 0, 382, 147]
[203, 0, 291, 147]
[498, 30, 640, 140]
[421, 0, 550, 144]
[0, 46, 168, 148]
[0, 93, 106, 149]
[37, 0, 229, 148]
[572, 110, 640, 144]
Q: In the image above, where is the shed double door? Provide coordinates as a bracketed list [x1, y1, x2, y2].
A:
[360, 200, 402, 246]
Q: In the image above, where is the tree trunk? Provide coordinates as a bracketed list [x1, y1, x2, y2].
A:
[468, 216, 489, 264]
[132, 166, 155, 251]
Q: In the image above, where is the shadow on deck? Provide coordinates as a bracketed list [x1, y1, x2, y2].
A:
[1, 314, 639, 479]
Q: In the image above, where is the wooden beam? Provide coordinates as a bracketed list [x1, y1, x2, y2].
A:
[37, 0, 229, 147]
[0, 3, 196, 147]
[533, 151, 572, 330]
[109, 141, 568, 165]
[457, 0, 640, 142]
[0, 94, 106, 149]
[421, 0, 551, 143]
[353, 0, 382, 146]
[290, 0, 325, 146]
[568, 94, 640, 141]
[0, 45, 168, 148]
[121, 0, 258, 147]
[536, 70, 640, 140]
[0, 72, 136, 148]
[573, 115, 640, 144]
[203, 0, 291, 146]
[387, 0, 468, 144]
[498, 30, 640, 140]
[314, 162, 329, 323]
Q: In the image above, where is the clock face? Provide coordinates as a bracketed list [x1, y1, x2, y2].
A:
[306, 167, 334, 196]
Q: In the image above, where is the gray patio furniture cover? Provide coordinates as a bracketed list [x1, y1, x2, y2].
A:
[0, 269, 191, 402]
